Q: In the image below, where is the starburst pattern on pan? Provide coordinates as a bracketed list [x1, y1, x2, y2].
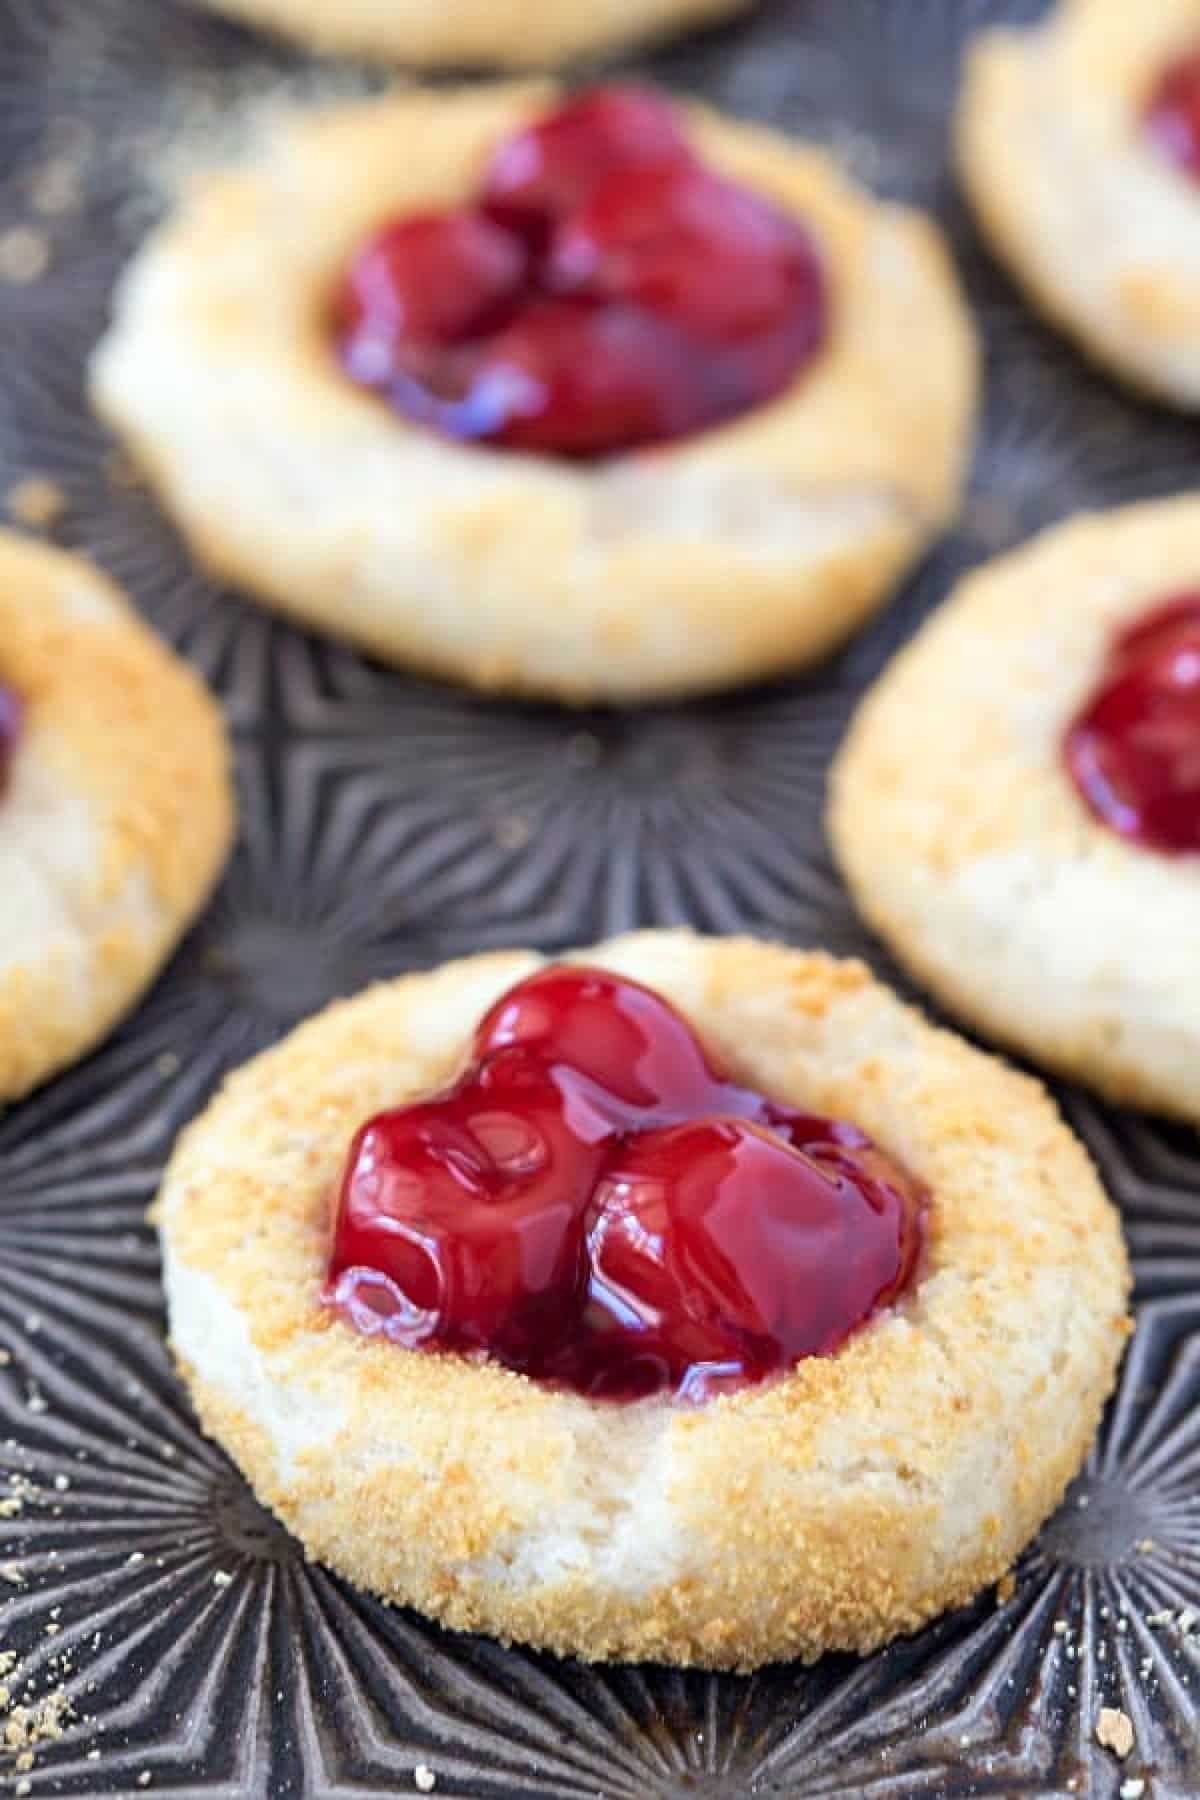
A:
[125, 738, 496, 1096]
[271, 653, 864, 943]
[0, 1053, 169, 1329]
[1, 1292, 1196, 1797]
[0, 307, 273, 729]
[1063, 1096, 1200, 1302]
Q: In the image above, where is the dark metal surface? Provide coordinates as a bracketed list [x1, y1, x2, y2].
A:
[1, 1, 1199, 1793]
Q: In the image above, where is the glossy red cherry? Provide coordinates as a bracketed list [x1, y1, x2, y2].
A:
[337, 210, 528, 368]
[1063, 593, 1200, 853]
[577, 1119, 923, 1401]
[481, 85, 694, 242]
[330, 1047, 602, 1361]
[329, 966, 926, 1402]
[1143, 50, 1200, 179]
[475, 962, 757, 1125]
[446, 300, 705, 456]
[548, 161, 826, 344]
[333, 84, 828, 459]
[0, 685, 20, 796]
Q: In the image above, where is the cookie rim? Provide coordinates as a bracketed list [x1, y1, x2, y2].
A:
[198, 0, 749, 69]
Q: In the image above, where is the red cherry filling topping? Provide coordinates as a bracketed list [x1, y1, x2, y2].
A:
[1143, 50, 1200, 178]
[1063, 594, 1200, 854]
[334, 85, 827, 459]
[0, 685, 21, 796]
[328, 967, 925, 1403]
[483, 85, 693, 247]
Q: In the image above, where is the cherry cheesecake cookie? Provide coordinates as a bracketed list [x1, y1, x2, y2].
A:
[831, 496, 1200, 1122]
[156, 931, 1128, 1668]
[92, 83, 977, 703]
[958, 0, 1200, 406]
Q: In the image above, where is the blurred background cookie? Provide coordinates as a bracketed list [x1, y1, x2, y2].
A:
[196, 0, 750, 70]
[958, 0, 1200, 407]
[0, 529, 233, 1101]
[830, 496, 1200, 1122]
[91, 82, 977, 704]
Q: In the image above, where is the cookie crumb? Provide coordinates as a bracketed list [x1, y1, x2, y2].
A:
[0, 228, 49, 284]
[1120, 1780, 1146, 1799]
[414, 1766, 436, 1793]
[7, 476, 67, 531]
[15, 1781, 30, 1798]
[1096, 1706, 1135, 1760]
[1134, 1537, 1156, 1554]
[2, 1682, 71, 1761]
[137, 1772, 152, 1787]
[213, 1570, 233, 1588]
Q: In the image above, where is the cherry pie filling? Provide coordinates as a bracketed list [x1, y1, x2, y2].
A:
[328, 967, 926, 1403]
[1063, 593, 1200, 853]
[1143, 49, 1200, 178]
[334, 86, 828, 459]
[0, 684, 20, 796]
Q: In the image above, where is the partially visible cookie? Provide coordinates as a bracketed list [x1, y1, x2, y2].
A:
[957, 0, 1200, 406]
[0, 530, 234, 1102]
[198, 0, 748, 67]
[91, 83, 977, 704]
[830, 495, 1200, 1123]
[157, 929, 1129, 1669]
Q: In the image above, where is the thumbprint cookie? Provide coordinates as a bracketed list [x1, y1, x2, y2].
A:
[91, 83, 977, 704]
[958, 0, 1200, 407]
[0, 530, 233, 1102]
[196, 0, 749, 69]
[156, 931, 1129, 1668]
[830, 495, 1200, 1122]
